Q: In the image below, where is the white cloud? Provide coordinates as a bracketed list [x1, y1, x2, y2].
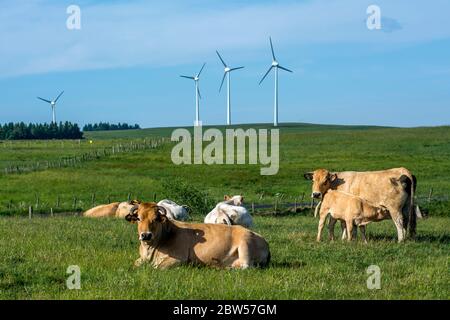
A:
[1, 0, 449, 77]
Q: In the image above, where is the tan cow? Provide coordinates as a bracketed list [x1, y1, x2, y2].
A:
[304, 167, 416, 242]
[316, 190, 391, 243]
[83, 201, 134, 218]
[83, 202, 121, 217]
[125, 202, 270, 269]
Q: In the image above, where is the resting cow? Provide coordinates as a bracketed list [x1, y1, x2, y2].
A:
[317, 190, 390, 243]
[304, 167, 416, 242]
[204, 195, 254, 228]
[83, 202, 134, 218]
[125, 202, 270, 269]
[84, 199, 189, 221]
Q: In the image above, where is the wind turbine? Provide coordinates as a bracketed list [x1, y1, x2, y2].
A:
[37, 91, 64, 124]
[180, 63, 206, 126]
[259, 37, 293, 127]
[216, 51, 244, 125]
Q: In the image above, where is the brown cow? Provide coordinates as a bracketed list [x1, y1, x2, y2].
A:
[125, 202, 270, 269]
[83, 201, 134, 218]
[317, 190, 391, 243]
[304, 168, 416, 242]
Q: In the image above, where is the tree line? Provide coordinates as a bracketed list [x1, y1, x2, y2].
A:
[83, 122, 140, 131]
[0, 122, 83, 140]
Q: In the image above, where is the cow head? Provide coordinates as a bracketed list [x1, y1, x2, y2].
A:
[304, 169, 337, 199]
[376, 205, 390, 218]
[224, 195, 244, 206]
[125, 201, 168, 243]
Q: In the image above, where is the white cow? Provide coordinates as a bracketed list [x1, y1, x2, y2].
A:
[204, 195, 254, 228]
[157, 199, 190, 221]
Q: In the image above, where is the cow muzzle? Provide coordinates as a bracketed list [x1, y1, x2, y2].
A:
[139, 232, 152, 241]
[312, 192, 322, 199]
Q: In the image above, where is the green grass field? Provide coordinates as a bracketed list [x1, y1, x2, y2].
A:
[0, 123, 449, 299]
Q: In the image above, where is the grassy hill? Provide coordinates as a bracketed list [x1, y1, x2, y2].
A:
[0, 122, 449, 299]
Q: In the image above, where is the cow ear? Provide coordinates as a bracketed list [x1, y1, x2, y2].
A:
[330, 173, 337, 182]
[224, 195, 230, 200]
[304, 172, 313, 180]
[125, 212, 139, 223]
[156, 206, 167, 221]
[240, 196, 244, 203]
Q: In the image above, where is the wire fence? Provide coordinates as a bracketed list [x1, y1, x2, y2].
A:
[2, 137, 170, 175]
[1, 189, 447, 217]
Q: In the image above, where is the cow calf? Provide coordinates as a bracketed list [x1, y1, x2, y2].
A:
[317, 190, 390, 243]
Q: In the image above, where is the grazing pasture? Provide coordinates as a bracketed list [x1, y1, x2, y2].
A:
[0, 123, 449, 299]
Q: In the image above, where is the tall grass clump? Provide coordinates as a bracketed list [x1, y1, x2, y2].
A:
[161, 178, 215, 217]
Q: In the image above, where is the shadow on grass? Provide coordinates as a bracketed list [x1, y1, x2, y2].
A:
[270, 260, 306, 268]
[367, 234, 450, 244]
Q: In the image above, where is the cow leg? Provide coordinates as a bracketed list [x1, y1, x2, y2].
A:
[391, 211, 406, 242]
[345, 220, 354, 242]
[359, 225, 367, 244]
[235, 243, 251, 269]
[317, 214, 327, 242]
[328, 217, 337, 241]
[340, 220, 347, 240]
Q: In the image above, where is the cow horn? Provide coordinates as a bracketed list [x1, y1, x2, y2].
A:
[157, 205, 167, 216]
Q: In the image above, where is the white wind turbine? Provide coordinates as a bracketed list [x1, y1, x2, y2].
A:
[180, 63, 206, 126]
[259, 37, 293, 127]
[216, 51, 244, 125]
[37, 91, 64, 124]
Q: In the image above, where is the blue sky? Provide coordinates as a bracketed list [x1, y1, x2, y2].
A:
[0, 0, 449, 128]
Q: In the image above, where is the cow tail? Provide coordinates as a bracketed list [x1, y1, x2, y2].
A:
[408, 175, 417, 239]
[314, 200, 322, 218]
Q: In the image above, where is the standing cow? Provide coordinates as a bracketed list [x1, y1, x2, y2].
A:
[304, 168, 416, 242]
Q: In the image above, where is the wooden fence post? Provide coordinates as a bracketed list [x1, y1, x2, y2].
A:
[29, 206, 33, 219]
[428, 188, 433, 203]
[50, 208, 54, 217]
[251, 202, 255, 215]
[91, 193, 96, 207]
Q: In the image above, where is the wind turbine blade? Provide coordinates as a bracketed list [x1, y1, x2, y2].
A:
[216, 51, 227, 67]
[37, 97, 51, 104]
[180, 75, 195, 80]
[197, 85, 202, 99]
[197, 63, 206, 77]
[259, 66, 273, 85]
[278, 65, 293, 73]
[230, 66, 244, 72]
[269, 37, 276, 61]
[219, 73, 226, 92]
[54, 91, 64, 102]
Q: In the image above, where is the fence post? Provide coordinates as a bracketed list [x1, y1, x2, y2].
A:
[153, 193, 157, 202]
[294, 197, 297, 212]
[127, 193, 131, 201]
[29, 206, 33, 219]
[251, 202, 255, 215]
[73, 197, 77, 209]
[56, 196, 60, 208]
[50, 207, 54, 217]
[91, 193, 96, 207]
[274, 198, 278, 215]
[428, 188, 433, 204]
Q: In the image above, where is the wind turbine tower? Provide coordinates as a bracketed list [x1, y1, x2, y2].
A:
[259, 37, 293, 127]
[216, 51, 244, 125]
